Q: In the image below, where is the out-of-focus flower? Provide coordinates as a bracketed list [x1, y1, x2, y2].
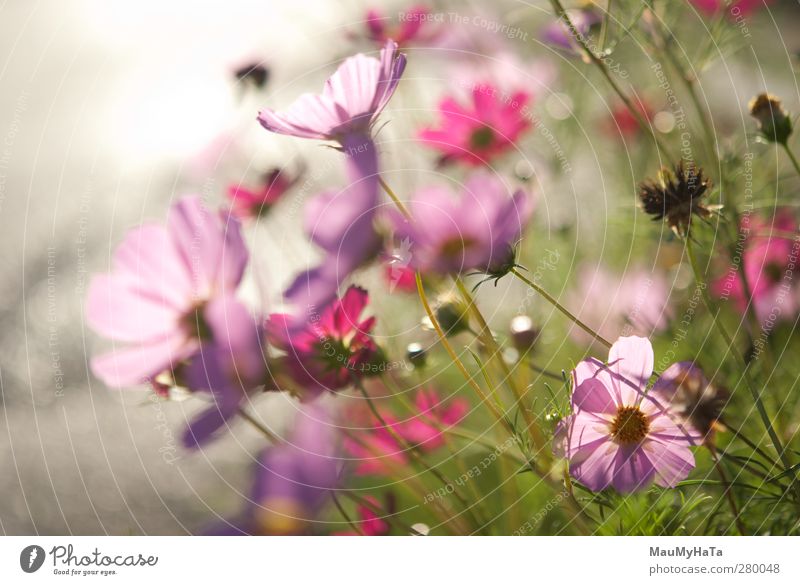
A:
[555, 336, 698, 493]
[650, 362, 728, 443]
[355, 5, 440, 47]
[418, 84, 532, 166]
[567, 264, 673, 346]
[181, 296, 266, 449]
[541, 8, 599, 54]
[689, 0, 773, 18]
[711, 210, 800, 327]
[389, 173, 533, 276]
[258, 40, 406, 143]
[427, 293, 471, 337]
[395, 388, 468, 451]
[748, 93, 793, 145]
[344, 387, 467, 476]
[267, 286, 380, 397]
[227, 167, 302, 220]
[639, 161, 715, 237]
[604, 98, 654, 139]
[383, 236, 416, 293]
[233, 62, 270, 90]
[87, 196, 248, 388]
[333, 495, 392, 535]
[207, 404, 340, 535]
[284, 136, 381, 316]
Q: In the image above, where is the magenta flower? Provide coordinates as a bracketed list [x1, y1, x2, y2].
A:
[389, 172, 533, 276]
[359, 5, 438, 48]
[567, 264, 673, 346]
[267, 286, 380, 397]
[556, 337, 698, 493]
[418, 84, 532, 166]
[283, 137, 381, 316]
[689, 0, 772, 18]
[87, 196, 248, 388]
[344, 387, 467, 476]
[226, 167, 301, 220]
[332, 495, 391, 536]
[207, 404, 340, 535]
[258, 40, 406, 143]
[711, 210, 799, 327]
[181, 296, 266, 449]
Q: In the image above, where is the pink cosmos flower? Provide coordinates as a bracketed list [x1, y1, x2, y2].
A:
[266, 286, 380, 397]
[418, 84, 532, 166]
[258, 40, 406, 143]
[389, 172, 533, 276]
[567, 264, 673, 346]
[556, 336, 698, 493]
[689, 0, 772, 18]
[227, 167, 302, 220]
[87, 196, 248, 388]
[395, 388, 468, 451]
[358, 5, 439, 47]
[332, 495, 391, 536]
[711, 210, 800, 326]
[344, 387, 467, 476]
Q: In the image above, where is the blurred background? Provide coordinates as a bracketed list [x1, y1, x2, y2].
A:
[2, 0, 800, 535]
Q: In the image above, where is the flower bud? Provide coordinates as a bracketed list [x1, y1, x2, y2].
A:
[749, 93, 793, 145]
[509, 315, 539, 353]
[423, 294, 470, 336]
[406, 342, 427, 367]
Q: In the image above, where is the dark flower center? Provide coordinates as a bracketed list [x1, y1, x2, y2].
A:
[470, 126, 495, 149]
[439, 236, 478, 259]
[764, 262, 783, 283]
[183, 304, 213, 341]
[611, 406, 649, 444]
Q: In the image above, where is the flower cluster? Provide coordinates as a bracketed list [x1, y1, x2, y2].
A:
[84, 2, 800, 537]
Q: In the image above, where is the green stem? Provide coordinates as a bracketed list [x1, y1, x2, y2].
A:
[685, 237, 800, 498]
[782, 143, 800, 178]
[511, 268, 612, 349]
[548, 0, 672, 158]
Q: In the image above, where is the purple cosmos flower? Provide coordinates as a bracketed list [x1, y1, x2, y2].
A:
[556, 336, 699, 493]
[389, 172, 533, 276]
[267, 286, 380, 397]
[257, 40, 406, 143]
[181, 295, 267, 449]
[87, 196, 248, 388]
[283, 136, 381, 316]
[650, 362, 729, 443]
[542, 9, 600, 54]
[208, 404, 340, 535]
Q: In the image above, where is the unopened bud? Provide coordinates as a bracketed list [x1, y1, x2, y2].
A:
[510, 315, 539, 353]
[749, 93, 792, 145]
[406, 342, 427, 367]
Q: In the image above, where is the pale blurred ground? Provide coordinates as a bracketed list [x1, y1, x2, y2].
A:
[1, 0, 800, 535]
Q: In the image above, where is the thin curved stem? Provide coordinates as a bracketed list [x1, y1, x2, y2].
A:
[510, 268, 612, 349]
[685, 237, 800, 500]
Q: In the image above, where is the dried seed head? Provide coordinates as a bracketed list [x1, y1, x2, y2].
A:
[639, 161, 714, 237]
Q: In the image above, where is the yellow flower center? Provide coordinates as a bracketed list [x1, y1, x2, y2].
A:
[611, 406, 649, 444]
